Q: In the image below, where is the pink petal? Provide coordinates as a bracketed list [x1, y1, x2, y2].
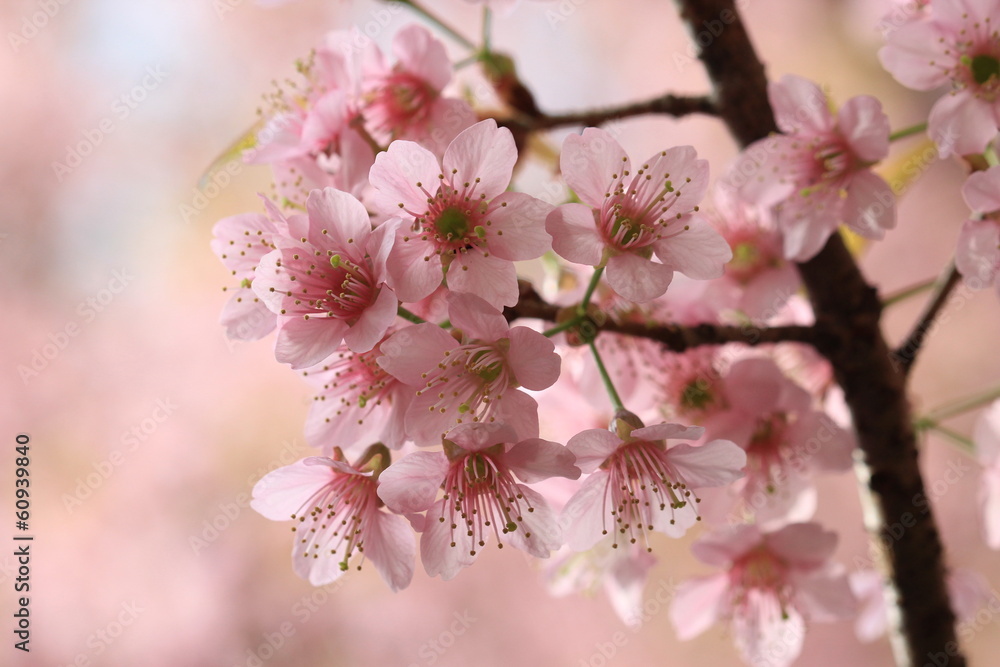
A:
[274, 316, 349, 369]
[377, 450, 449, 513]
[494, 389, 541, 441]
[605, 253, 673, 302]
[305, 187, 372, 251]
[973, 401, 1000, 465]
[377, 323, 456, 385]
[724, 136, 797, 208]
[483, 191, 553, 261]
[962, 167, 1000, 213]
[421, 499, 476, 579]
[220, 292, 276, 341]
[769, 75, 834, 136]
[250, 459, 333, 520]
[636, 145, 709, 215]
[843, 170, 896, 240]
[669, 574, 730, 640]
[365, 511, 416, 592]
[447, 292, 509, 342]
[732, 592, 805, 667]
[723, 358, 787, 415]
[567, 429, 621, 474]
[392, 24, 451, 91]
[343, 286, 397, 353]
[654, 216, 732, 280]
[764, 522, 838, 567]
[446, 250, 519, 309]
[956, 218, 1000, 289]
[838, 95, 890, 162]
[546, 203, 604, 266]
[691, 524, 761, 567]
[928, 91, 998, 158]
[561, 472, 612, 551]
[501, 485, 563, 556]
[385, 234, 445, 304]
[447, 422, 518, 451]
[369, 140, 441, 215]
[878, 21, 953, 91]
[505, 438, 581, 483]
[560, 128, 631, 208]
[791, 569, 857, 621]
[786, 412, 855, 472]
[981, 468, 1000, 549]
[632, 423, 704, 442]
[507, 326, 561, 391]
[667, 439, 747, 488]
[442, 119, 516, 200]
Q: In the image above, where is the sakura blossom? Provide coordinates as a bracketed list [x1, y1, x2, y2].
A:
[669, 522, 856, 667]
[370, 119, 553, 309]
[251, 447, 415, 591]
[880, 0, 1000, 156]
[546, 128, 730, 302]
[378, 293, 560, 445]
[725, 74, 896, 261]
[253, 188, 400, 368]
[561, 414, 746, 551]
[376, 422, 579, 579]
[702, 358, 855, 524]
[958, 166, 1000, 296]
[301, 334, 413, 454]
[210, 196, 289, 341]
[973, 399, 1000, 549]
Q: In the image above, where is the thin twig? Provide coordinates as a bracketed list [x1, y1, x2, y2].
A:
[504, 93, 717, 132]
[893, 262, 962, 375]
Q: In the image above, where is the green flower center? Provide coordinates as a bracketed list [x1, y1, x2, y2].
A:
[971, 54, 1000, 86]
[435, 206, 470, 241]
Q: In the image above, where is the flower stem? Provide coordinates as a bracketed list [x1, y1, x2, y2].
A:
[588, 340, 624, 412]
[396, 306, 426, 324]
[482, 6, 493, 53]
[394, 0, 476, 50]
[922, 385, 1000, 423]
[888, 122, 927, 142]
[578, 267, 604, 316]
[926, 423, 975, 452]
[542, 317, 580, 337]
[882, 277, 938, 307]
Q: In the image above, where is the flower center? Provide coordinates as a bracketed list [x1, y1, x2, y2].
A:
[971, 54, 1000, 86]
[435, 206, 471, 241]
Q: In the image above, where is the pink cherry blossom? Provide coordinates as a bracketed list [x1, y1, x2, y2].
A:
[561, 415, 746, 551]
[702, 358, 855, 524]
[250, 448, 415, 591]
[725, 75, 895, 261]
[669, 522, 856, 667]
[880, 0, 1000, 156]
[369, 119, 553, 309]
[378, 293, 561, 445]
[974, 399, 1000, 549]
[651, 346, 730, 424]
[253, 188, 400, 368]
[546, 128, 730, 302]
[360, 24, 476, 155]
[958, 167, 1000, 296]
[210, 196, 289, 341]
[376, 422, 579, 579]
[301, 333, 413, 454]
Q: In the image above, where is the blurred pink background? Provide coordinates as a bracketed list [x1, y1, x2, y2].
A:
[3, 0, 1000, 665]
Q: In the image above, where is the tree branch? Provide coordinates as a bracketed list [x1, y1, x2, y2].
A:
[892, 262, 962, 375]
[672, 1, 962, 665]
[505, 281, 817, 350]
[504, 93, 717, 132]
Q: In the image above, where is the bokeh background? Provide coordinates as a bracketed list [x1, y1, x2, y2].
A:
[3, 0, 1000, 665]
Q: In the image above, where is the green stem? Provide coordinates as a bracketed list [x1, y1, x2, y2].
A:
[588, 340, 624, 412]
[923, 385, 1000, 423]
[394, 0, 476, 50]
[482, 6, 493, 53]
[578, 267, 604, 316]
[397, 306, 426, 324]
[927, 423, 975, 452]
[882, 277, 937, 307]
[542, 318, 581, 337]
[888, 122, 927, 143]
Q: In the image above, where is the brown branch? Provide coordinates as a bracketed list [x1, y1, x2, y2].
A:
[892, 262, 962, 375]
[672, 1, 962, 666]
[505, 281, 817, 350]
[504, 93, 717, 132]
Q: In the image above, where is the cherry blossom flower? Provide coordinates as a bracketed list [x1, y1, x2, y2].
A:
[301, 334, 413, 455]
[378, 293, 561, 445]
[702, 358, 855, 524]
[974, 399, 1000, 549]
[253, 188, 400, 368]
[560, 414, 746, 551]
[669, 522, 856, 667]
[725, 75, 895, 261]
[369, 119, 553, 309]
[376, 422, 579, 579]
[546, 128, 730, 302]
[360, 24, 476, 155]
[880, 0, 1000, 156]
[251, 447, 415, 591]
[958, 167, 1000, 296]
[210, 196, 289, 341]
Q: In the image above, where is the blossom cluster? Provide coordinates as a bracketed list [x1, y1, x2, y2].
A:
[209, 3, 1000, 665]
